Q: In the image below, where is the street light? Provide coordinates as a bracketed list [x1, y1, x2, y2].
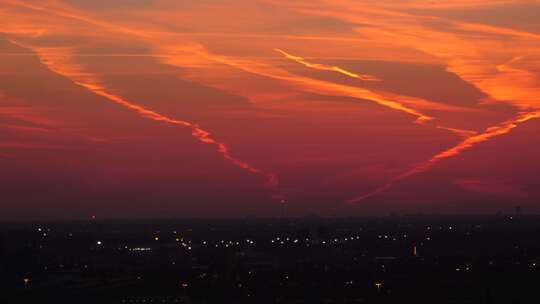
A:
[23, 278, 30, 288]
[375, 282, 383, 292]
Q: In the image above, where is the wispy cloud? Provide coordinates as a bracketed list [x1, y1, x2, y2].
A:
[9, 40, 278, 188]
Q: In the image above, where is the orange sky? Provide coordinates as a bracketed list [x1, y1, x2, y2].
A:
[1, 0, 540, 218]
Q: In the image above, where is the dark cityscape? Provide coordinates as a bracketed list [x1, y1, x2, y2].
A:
[2, 213, 540, 303]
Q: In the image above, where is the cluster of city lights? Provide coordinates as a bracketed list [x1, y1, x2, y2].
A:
[129, 247, 152, 252]
[32, 224, 496, 259]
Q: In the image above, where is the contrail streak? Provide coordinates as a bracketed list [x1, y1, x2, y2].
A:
[346, 110, 540, 204]
[277, 1, 540, 203]
[436, 126, 478, 137]
[275, 48, 479, 134]
[3, 1, 468, 123]
[2, 0, 500, 197]
[158, 44, 441, 124]
[11, 41, 277, 188]
[2, 1, 450, 123]
[274, 48, 381, 81]
[274, 47, 516, 203]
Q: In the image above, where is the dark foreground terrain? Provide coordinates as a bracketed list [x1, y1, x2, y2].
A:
[1, 215, 539, 303]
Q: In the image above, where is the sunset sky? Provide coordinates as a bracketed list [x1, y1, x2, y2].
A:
[1, 0, 540, 219]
